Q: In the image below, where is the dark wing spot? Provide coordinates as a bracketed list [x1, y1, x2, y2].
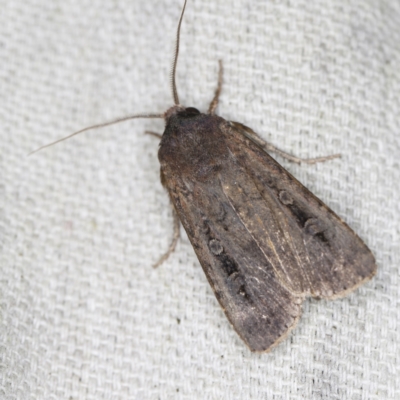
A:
[304, 218, 329, 243]
[315, 232, 328, 243]
[238, 284, 250, 299]
[288, 203, 310, 226]
[218, 253, 239, 277]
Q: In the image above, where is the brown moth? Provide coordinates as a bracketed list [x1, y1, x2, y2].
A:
[33, 0, 377, 352]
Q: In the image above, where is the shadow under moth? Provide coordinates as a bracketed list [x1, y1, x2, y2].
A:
[34, 0, 377, 352]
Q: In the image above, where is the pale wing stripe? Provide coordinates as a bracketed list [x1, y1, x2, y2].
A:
[219, 175, 300, 292]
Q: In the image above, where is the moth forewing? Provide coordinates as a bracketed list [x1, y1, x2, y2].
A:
[226, 122, 377, 299]
[158, 111, 376, 352]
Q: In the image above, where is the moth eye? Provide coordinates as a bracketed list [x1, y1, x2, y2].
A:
[178, 107, 201, 118]
[185, 107, 200, 114]
[209, 239, 224, 255]
[278, 190, 293, 205]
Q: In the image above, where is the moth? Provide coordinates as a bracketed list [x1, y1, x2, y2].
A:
[34, 0, 377, 352]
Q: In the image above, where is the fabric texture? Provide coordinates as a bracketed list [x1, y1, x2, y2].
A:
[1, 0, 399, 398]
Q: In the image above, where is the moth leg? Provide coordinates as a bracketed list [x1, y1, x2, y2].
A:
[152, 205, 180, 268]
[145, 130, 162, 139]
[262, 143, 341, 165]
[232, 122, 341, 165]
[208, 60, 223, 115]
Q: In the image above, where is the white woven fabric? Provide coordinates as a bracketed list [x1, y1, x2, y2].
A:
[1, 0, 399, 398]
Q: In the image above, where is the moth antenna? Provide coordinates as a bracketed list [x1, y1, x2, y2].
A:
[208, 60, 223, 115]
[170, 0, 187, 105]
[29, 113, 163, 155]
